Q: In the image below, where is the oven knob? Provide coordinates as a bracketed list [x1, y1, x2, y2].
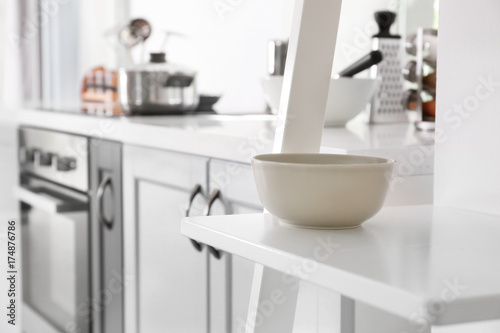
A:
[57, 157, 77, 171]
[38, 152, 54, 166]
[27, 149, 36, 162]
[19, 148, 36, 164]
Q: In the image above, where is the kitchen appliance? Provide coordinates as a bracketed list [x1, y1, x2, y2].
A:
[118, 52, 199, 114]
[18, 128, 123, 333]
[89, 138, 123, 333]
[366, 11, 408, 123]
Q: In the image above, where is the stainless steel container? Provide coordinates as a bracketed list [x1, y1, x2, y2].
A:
[118, 53, 199, 114]
[268, 40, 288, 76]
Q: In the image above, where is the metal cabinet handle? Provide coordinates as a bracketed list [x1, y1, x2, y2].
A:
[97, 174, 114, 229]
[204, 189, 221, 216]
[205, 189, 222, 259]
[186, 184, 204, 252]
[208, 245, 222, 260]
[186, 184, 202, 217]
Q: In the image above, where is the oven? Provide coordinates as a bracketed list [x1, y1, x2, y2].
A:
[18, 127, 91, 333]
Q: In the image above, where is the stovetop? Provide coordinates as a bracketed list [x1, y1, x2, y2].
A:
[33, 104, 217, 117]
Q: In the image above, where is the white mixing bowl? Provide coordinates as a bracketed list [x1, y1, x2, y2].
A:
[252, 153, 395, 229]
[260, 76, 379, 126]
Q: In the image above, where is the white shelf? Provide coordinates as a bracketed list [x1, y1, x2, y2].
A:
[182, 205, 500, 326]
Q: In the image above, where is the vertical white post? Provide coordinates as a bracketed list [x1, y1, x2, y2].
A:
[244, 264, 299, 333]
[247, 0, 345, 332]
[273, 0, 343, 153]
[293, 281, 355, 333]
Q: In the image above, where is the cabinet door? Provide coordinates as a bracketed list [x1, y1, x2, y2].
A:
[123, 146, 209, 333]
[208, 159, 263, 333]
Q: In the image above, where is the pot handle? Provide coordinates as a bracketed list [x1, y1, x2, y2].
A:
[165, 75, 194, 87]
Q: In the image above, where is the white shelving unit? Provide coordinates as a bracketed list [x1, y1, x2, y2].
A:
[181, 0, 500, 331]
[183, 205, 500, 330]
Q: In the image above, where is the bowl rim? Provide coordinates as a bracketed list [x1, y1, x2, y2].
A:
[252, 153, 396, 167]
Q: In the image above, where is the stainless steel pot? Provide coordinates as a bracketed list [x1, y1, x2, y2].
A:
[118, 53, 199, 114]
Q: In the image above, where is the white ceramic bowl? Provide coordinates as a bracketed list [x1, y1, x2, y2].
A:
[252, 153, 395, 229]
[260, 76, 379, 126]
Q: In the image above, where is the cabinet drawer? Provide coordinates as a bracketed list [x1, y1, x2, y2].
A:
[125, 145, 209, 189]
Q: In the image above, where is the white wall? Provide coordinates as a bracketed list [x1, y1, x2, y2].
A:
[435, 0, 500, 216]
[433, 0, 500, 331]
[128, 0, 405, 114]
[3, 0, 433, 113]
[0, 0, 435, 113]
[0, 0, 8, 102]
[0, 121, 18, 333]
[333, 0, 403, 73]
[403, 0, 435, 37]
[1, 0, 22, 107]
[78, 0, 129, 79]
[129, 0, 291, 113]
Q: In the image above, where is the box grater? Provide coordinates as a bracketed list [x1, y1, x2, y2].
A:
[366, 11, 408, 123]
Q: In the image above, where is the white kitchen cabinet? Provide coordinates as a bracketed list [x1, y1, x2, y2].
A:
[123, 145, 210, 333]
[123, 146, 264, 333]
[207, 159, 263, 333]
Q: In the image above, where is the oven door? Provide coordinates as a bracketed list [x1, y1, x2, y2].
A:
[18, 177, 90, 333]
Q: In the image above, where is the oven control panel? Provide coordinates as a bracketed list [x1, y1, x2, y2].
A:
[19, 128, 89, 192]
[19, 148, 78, 171]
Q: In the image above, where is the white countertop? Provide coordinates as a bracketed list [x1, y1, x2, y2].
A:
[182, 205, 500, 326]
[9, 107, 434, 169]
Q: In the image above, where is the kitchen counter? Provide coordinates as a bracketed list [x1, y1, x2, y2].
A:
[12, 107, 434, 170]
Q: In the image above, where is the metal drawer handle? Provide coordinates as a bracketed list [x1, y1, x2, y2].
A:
[186, 184, 204, 252]
[205, 189, 222, 260]
[208, 246, 222, 260]
[204, 189, 221, 216]
[97, 175, 114, 229]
